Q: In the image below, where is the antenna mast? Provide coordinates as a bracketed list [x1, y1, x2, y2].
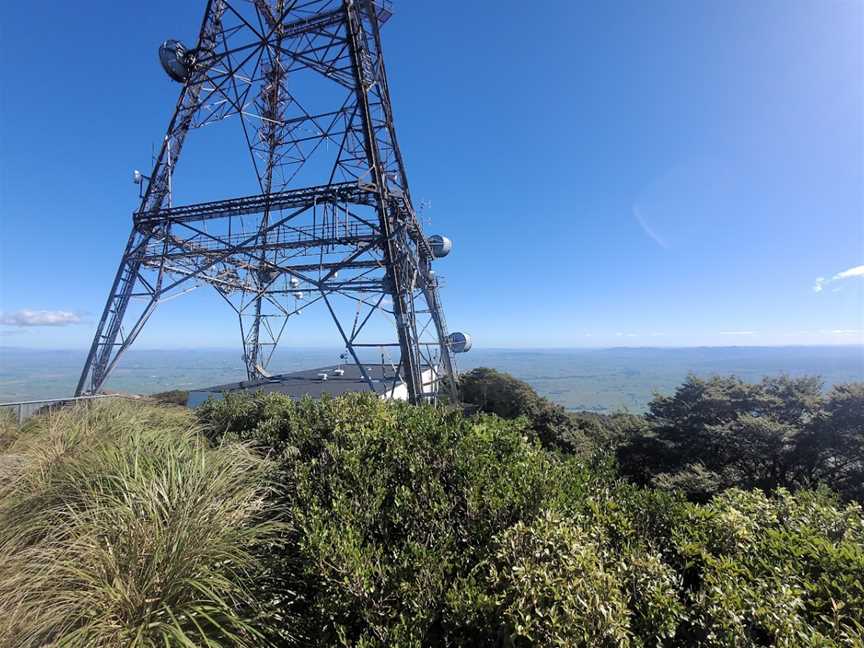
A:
[76, 0, 469, 403]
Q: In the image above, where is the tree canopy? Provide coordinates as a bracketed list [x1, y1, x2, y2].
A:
[616, 375, 864, 502]
[459, 368, 864, 504]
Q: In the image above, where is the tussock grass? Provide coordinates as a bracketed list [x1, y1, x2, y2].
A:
[0, 399, 286, 647]
[0, 408, 17, 453]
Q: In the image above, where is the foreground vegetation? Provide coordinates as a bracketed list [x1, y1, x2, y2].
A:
[0, 402, 284, 647]
[1, 369, 862, 646]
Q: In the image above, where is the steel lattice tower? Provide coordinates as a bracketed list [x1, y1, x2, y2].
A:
[76, 0, 468, 403]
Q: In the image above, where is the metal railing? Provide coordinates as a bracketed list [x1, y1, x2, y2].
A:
[0, 394, 140, 425]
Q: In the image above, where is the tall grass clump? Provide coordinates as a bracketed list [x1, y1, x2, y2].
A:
[0, 407, 18, 453]
[0, 399, 287, 647]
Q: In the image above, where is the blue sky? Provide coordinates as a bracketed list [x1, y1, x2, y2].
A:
[1, 0, 862, 350]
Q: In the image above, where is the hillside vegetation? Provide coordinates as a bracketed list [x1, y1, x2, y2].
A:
[0, 370, 862, 647]
[462, 368, 864, 503]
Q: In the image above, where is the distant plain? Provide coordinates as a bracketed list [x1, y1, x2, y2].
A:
[1, 345, 861, 412]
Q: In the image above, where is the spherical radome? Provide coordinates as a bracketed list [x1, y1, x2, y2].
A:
[447, 331, 472, 353]
[428, 234, 452, 258]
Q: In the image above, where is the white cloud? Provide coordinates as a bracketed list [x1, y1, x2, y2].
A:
[719, 331, 755, 336]
[0, 309, 82, 327]
[836, 265, 864, 280]
[813, 264, 864, 293]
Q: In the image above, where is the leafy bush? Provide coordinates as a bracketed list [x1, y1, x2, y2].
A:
[448, 510, 634, 647]
[798, 383, 864, 503]
[671, 488, 864, 646]
[460, 368, 864, 504]
[458, 367, 643, 454]
[446, 487, 864, 647]
[198, 392, 605, 645]
[198, 391, 864, 646]
[3, 385, 863, 646]
[0, 400, 287, 647]
[150, 389, 190, 406]
[617, 375, 864, 502]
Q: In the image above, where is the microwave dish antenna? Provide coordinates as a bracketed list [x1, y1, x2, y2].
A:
[159, 39, 192, 83]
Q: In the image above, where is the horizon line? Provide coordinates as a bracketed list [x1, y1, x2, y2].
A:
[2, 343, 862, 353]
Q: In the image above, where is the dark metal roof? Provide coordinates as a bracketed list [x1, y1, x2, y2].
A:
[189, 364, 403, 400]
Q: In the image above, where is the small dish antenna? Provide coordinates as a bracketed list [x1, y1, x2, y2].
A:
[159, 39, 192, 83]
[132, 169, 151, 198]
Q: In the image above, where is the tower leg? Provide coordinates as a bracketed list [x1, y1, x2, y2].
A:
[423, 280, 459, 401]
[76, 228, 154, 395]
[76, 2, 225, 395]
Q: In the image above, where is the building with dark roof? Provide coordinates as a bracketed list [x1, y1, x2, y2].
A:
[186, 364, 438, 407]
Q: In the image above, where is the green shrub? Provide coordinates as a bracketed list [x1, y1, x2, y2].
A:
[448, 510, 633, 647]
[799, 383, 864, 503]
[0, 400, 288, 647]
[617, 375, 864, 504]
[672, 488, 864, 646]
[458, 367, 597, 454]
[150, 389, 190, 407]
[198, 392, 602, 645]
[197, 391, 864, 646]
[4, 388, 861, 646]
